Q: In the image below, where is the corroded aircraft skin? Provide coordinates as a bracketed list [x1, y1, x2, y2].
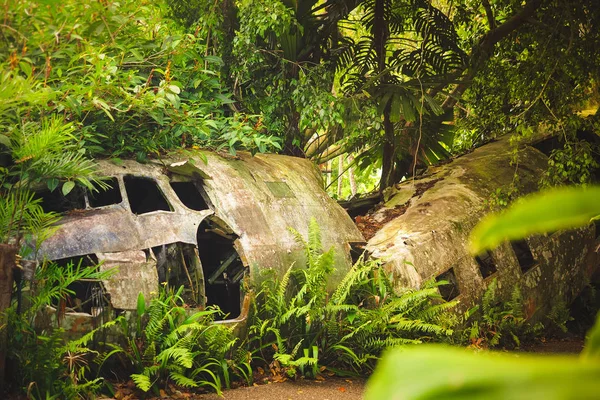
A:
[35, 152, 364, 335]
[364, 135, 599, 318]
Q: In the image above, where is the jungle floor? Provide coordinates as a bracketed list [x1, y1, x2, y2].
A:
[99, 335, 585, 400]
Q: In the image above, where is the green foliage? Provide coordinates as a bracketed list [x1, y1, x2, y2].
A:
[107, 286, 245, 395]
[7, 259, 115, 399]
[541, 139, 599, 188]
[365, 340, 600, 400]
[0, 113, 106, 247]
[465, 278, 542, 349]
[469, 186, 600, 254]
[249, 218, 455, 376]
[1, 0, 275, 160]
[547, 299, 574, 334]
[582, 313, 600, 361]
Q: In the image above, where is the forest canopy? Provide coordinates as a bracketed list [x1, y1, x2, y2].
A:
[1, 0, 599, 194]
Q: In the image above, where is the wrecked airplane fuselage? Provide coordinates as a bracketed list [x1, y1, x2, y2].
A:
[36, 152, 364, 333]
[363, 136, 600, 318]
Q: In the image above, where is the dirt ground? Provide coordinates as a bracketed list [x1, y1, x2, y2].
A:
[519, 335, 585, 354]
[186, 377, 365, 400]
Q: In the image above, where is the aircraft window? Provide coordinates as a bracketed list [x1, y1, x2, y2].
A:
[35, 185, 86, 213]
[88, 177, 122, 208]
[436, 267, 460, 301]
[170, 181, 209, 211]
[511, 239, 536, 273]
[124, 175, 171, 214]
[475, 250, 497, 279]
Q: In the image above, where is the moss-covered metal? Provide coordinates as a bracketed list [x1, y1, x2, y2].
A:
[366, 137, 599, 316]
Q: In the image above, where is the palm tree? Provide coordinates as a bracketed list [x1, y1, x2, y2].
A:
[337, 0, 465, 190]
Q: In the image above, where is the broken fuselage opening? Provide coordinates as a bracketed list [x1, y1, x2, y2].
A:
[170, 181, 209, 211]
[88, 177, 122, 207]
[152, 243, 206, 308]
[50, 254, 109, 316]
[196, 220, 244, 320]
[124, 175, 171, 214]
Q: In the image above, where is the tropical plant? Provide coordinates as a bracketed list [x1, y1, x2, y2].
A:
[469, 186, 600, 254]
[465, 278, 542, 349]
[365, 319, 600, 400]
[248, 218, 456, 377]
[6, 258, 115, 399]
[104, 286, 244, 396]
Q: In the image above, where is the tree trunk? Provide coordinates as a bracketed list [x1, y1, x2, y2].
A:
[337, 156, 344, 197]
[379, 107, 396, 191]
[0, 244, 17, 391]
[348, 154, 357, 196]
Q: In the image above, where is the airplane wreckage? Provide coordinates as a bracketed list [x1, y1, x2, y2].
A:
[359, 134, 599, 316]
[33, 152, 364, 333]
[31, 135, 599, 334]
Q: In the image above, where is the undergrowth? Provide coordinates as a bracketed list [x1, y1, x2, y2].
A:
[248, 218, 457, 377]
[463, 278, 543, 349]
[103, 286, 250, 397]
[6, 259, 115, 399]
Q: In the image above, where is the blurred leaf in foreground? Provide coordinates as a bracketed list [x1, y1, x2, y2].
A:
[469, 186, 600, 254]
[365, 345, 600, 400]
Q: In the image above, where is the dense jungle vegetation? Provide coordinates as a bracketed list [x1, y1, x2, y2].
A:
[1, 0, 600, 398]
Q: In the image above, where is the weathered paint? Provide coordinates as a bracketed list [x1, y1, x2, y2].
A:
[35, 151, 364, 332]
[366, 136, 599, 316]
[171, 152, 365, 288]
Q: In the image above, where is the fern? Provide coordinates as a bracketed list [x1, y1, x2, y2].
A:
[466, 278, 542, 349]
[170, 372, 198, 388]
[248, 219, 455, 376]
[156, 347, 194, 369]
[131, 373, 153, 392]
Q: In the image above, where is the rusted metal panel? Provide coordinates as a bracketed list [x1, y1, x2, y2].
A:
[97, 250, 159, 310]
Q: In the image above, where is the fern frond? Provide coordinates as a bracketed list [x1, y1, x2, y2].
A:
[169, 372, 198, 388]
[156, 347, 194, 369]
[131, 373, 153, 392]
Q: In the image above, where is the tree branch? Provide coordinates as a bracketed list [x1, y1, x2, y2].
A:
[477, 0, 544, 59]
[441, 0, 545, 110]
[481, 0, 496, 30]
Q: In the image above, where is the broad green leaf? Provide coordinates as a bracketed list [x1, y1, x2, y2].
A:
[204, 55, 223, 65]
[469, 186, 600, 254]
[137, 292, 146, 316]
[401, 95, 416, 122]
[365, 345, 600, 400]
[47, 178, 59, 192]
[0, 134, 11, 148]
[582, 312, 600, 360]
[62, 181, 75, 196]
[390, 94, 402, 123]
[168, 84, 181, 94]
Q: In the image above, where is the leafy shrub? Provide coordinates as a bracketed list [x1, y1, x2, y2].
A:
[464, 278, 542, 349]
[1, 0, 278, 161]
